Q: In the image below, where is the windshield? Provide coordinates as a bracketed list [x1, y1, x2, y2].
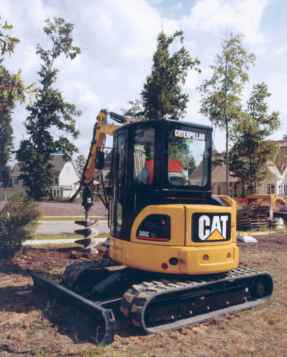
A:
[168, 128, 208, 187]
[133, 128, 155, 185]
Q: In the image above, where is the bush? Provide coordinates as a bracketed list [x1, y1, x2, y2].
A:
[0, 193, 40, 258]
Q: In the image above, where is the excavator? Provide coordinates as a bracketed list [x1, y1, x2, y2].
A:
[31, 110, 273, 344]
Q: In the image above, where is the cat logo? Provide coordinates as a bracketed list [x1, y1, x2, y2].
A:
[192, 213, 231, 242]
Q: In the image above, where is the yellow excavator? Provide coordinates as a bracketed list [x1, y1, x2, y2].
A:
[31, 110, 273, 344]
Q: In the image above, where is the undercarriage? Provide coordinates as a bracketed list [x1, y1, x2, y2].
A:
[30, 260, 273, 344]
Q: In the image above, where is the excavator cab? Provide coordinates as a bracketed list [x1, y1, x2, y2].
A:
[110, 120, 212, 239]
[108, 120, 240, 275]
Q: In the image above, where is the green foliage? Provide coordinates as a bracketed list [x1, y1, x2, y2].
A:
[230, 82, 280, 195]
[0, 193, 40, 258]
[200, 33, 255, 193]
[0, 17, 19, 59]
[122, 99, 144, 120]
[0, 111, 13, 186]
[200, 34, 255, 127]
[75, 154, 86, 177]
[17, 17, 81, 200]
[0, 19, 26, 187]
[142, 30, 200, 120]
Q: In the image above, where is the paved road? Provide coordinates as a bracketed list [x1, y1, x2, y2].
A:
[36, 219, 109, 235]
[0, 200, 107, 216]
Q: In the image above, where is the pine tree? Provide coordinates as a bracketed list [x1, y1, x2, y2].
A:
[200, 34, 255, 194]
[0, 19, 25, 186]
[229, 82, 280, 195]
[142, 31, 200, 120]
[0, 111, 12, 186]
[17, 18, 81, 200]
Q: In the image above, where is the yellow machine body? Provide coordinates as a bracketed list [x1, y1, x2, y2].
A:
[110, 195, 239, 275]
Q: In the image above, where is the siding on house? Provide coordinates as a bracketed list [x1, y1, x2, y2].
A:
[212, 140, 287, 197]
[211, 154, 240, 196]
[9, 154, 80, 200]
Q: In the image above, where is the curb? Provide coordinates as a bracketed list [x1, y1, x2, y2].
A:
[23, 236, 107, 247]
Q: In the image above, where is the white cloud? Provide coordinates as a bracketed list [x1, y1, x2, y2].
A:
[1, 0, 284, 157]
[182, 0, 267, 43]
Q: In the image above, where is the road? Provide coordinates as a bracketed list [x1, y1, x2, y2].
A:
[36, 219, 108, 235]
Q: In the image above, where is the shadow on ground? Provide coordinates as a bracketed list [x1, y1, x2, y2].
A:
[0, 258, 140, 345]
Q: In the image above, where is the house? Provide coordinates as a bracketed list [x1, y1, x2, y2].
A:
[211, 152, 240, 196]
[212, 163, 240, 196]
[10, 154, 80, 200]
[212, 140, 287, 197]
[257, 140, 287, 196]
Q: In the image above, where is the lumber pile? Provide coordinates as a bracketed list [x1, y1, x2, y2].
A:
[237, 206, 271, 231]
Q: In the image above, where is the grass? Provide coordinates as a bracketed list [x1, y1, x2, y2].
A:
[40, 216, 105, 221]
[35, 243, 80, 249]
[31, 233, 81, 240]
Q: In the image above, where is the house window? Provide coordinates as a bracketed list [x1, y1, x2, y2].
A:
[267, 184, 275, 194]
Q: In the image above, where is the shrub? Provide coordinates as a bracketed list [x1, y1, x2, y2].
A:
[0, 193, 40, 258]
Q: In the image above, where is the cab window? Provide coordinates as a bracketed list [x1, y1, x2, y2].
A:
[133, 128, 155, 185]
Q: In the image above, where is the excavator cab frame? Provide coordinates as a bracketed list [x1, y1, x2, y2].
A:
[109, 119, 216, 240]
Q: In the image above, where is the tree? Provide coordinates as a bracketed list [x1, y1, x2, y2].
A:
[122, 99, 144, 120]
[0, 19, 25, 187]
[229, 82, 280, 195]
[0, 111, 12, 187]
[200, 34, 255, 194]
[17, 18, 81, 200]
[75, 154, 86, 178]
[0, 193, 39, 258]
[142, 30, 200, 120]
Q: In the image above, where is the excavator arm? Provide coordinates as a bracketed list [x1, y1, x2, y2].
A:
[70, 109, 130, 220]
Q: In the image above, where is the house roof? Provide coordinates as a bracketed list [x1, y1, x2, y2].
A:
[50, 154, 66, 175]
[11, 154, 69, 177]
[212, 164, 239, 183]
[274, 142, 287, 174]
[265, 139, 287, 175]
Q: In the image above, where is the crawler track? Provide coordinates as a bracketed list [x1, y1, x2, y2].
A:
[121, 266, 273, 333]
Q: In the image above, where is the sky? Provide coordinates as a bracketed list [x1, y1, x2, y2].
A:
[1, 0, 286, 156]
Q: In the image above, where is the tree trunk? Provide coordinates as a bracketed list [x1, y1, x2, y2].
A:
[225, 118, 229, 195]
[224, 58, 229, 195]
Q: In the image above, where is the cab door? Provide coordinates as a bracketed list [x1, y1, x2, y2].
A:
[110, 130, 129, 238]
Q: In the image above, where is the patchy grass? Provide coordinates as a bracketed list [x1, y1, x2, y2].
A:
[41, 216, 105, 221]
[31, 233, 81, 240]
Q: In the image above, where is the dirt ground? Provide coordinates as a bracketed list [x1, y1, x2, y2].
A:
[0, 234, 286, 357]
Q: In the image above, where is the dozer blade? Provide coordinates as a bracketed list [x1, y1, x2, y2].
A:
[122, 266, 273, 334]
[30, 271, 117, 344]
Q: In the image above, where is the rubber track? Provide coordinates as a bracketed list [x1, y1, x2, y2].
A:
[120, 265, 273, 333]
